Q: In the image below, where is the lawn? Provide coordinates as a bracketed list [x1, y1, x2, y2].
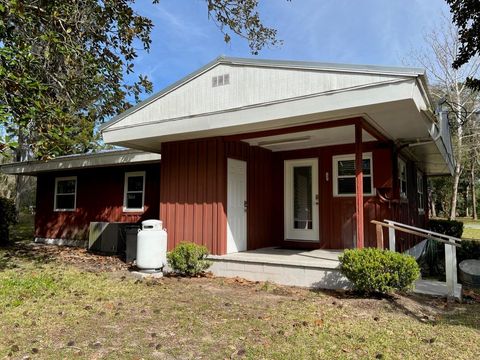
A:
[0, 222, 479, 359]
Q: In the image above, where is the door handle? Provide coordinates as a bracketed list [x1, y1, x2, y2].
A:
[244, 201, 248, 211]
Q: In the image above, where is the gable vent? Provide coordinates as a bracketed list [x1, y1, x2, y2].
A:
[212, 74, 230, 87]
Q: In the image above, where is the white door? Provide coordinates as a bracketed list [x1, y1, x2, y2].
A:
[284, 158, 319, 241]
[227, 158, 247, 253]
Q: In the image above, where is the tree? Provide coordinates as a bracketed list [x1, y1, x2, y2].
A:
[447, 0, 480, 90]
[405, 16, 480, 220]
[0, 0, 279, 209]
[0, 0, 279, 160]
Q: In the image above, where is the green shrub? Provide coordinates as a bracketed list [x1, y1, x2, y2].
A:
[167, 242, 212, 276]
[0, 197, 18, 245]
[339, 248, 420, 294]
[458, 239, 480, 263]
[428, 219, 464, 238]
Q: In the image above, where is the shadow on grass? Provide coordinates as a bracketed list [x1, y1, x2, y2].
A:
[0, 242, 56, 270]
[309, 277, 480, 331]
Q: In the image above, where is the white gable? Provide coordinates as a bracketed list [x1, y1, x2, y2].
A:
[107, 62, 410, 130]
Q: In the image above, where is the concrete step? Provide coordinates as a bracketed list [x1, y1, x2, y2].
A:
[209, 258, 350, 289]
[414, 279, 462, 300]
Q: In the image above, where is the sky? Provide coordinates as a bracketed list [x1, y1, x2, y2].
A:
[129, 0, 451, 96]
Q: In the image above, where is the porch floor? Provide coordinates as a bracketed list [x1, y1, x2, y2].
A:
[208, 247, 347, 289]
[209, 247, 462, 300]
[209, 247, 342, 269]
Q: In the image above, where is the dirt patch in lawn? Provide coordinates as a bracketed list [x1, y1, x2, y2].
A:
[0, 242, 129, 272]
[1, 243, 479, 359]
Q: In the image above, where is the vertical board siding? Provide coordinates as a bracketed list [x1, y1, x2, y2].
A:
[271, 143, 394, 249]
[160, 138, 227, 255]
[35, 163, 160, 240]
[391, 158, 427, 252]
[247, 146, 274, 250]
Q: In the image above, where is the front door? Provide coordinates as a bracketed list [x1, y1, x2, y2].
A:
[284, 158, 319, 241]
[227, 158, 247, 253]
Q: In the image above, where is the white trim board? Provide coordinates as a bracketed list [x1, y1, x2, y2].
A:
[0, 150, 161, 175]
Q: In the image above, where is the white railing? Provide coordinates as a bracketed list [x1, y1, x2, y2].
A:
[371, 219, 462, 299]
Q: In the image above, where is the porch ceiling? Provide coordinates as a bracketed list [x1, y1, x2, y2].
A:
[243, 126, 375, 151]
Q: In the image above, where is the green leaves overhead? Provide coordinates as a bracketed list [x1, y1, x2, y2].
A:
[0, 0, 280, 159]
[0, 0, 154, 159]
[447, 0, 480, 90]
[204, 0, 281, 55]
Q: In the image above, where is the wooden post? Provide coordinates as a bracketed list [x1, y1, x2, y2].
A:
[355, 122, 364, 249]
[388, 228, 396, 251]
[375, 224, 384, 249]
[386, 220, 396, 251]
[445, 243, 458, 299]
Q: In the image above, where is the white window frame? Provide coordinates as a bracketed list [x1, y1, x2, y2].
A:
[54, 176, 77, 212]
[417, 171, 425, 214]
[398, 158, 407, 199]
[123, 171, 146, 212]
[332, 153, 374, 197]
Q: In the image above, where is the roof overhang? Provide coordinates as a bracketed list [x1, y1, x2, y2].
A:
[0, 149, 161, 176]
[100, 56, 454, 176]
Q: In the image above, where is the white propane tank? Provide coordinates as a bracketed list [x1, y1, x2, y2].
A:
[136, 220, 167, 271]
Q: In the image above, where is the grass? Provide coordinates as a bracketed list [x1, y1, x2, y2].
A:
[462, 227, 480, 240]
[9, 212, 35, 243]
[0, 218, 479, 359]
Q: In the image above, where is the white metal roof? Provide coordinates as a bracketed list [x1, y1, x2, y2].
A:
[0, 149, 161, 175]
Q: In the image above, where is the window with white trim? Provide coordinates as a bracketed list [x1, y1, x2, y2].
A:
[124, 171, 145, 211]
[54, 176, 77, 211]
[333, 154, 374, 196]
[417, 171, 425, 213]
[398, 158, 407, 198]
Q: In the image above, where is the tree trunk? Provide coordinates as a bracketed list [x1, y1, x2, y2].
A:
[449, 162, 461, 220]
[428, 186, 437, 218]
[465, 185, 470, 217]
[472, 162, 478, 220]
[14, 132, 28, 212]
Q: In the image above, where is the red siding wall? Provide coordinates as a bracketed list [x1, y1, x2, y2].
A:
[271, 142, 393, 249]
[35, 163, 160, 240]
[390, 157, 428, 251]
[159, 139, 227, 255]
[158, 136, 427, 254]
[225, 141, 275, 250]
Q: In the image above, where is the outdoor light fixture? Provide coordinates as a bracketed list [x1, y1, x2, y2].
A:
[258, 136, 311, 147]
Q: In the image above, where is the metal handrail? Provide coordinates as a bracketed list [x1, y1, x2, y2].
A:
[371, 219, 461, 299]
[384, 220, 462, 246]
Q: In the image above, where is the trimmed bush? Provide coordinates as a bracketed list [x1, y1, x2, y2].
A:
[339, 248, 420, 294]
[167, 242, 212, 276]
[0, 197, 18, 245]
[428, 219, 464, 238]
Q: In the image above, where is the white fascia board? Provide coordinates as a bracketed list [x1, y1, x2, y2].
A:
[0, 150, 161, 175]
[103, 79, 419, 146]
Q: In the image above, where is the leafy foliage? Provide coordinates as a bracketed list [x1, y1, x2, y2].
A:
[0, 0, 280, 159]
[428, 219, 464, 238]
[0, 196, 18, 245]
[203, 0, 281, 54]
[339, 248, 420, 294]
[447, 0, 480, 89]
[167, 242, 212, 276]
[0, 0, 156, 158]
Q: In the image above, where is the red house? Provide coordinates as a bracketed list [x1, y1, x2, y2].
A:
[1, 57, 454, 256]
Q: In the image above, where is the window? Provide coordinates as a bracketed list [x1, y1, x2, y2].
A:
[212, 74, 230, 87]
[398, 158, 407, 198]
[417, 171, 425, 213]
[124, 171, 145, 211]
[54, 177, 77, 211]
[333, 154, 374, 196]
